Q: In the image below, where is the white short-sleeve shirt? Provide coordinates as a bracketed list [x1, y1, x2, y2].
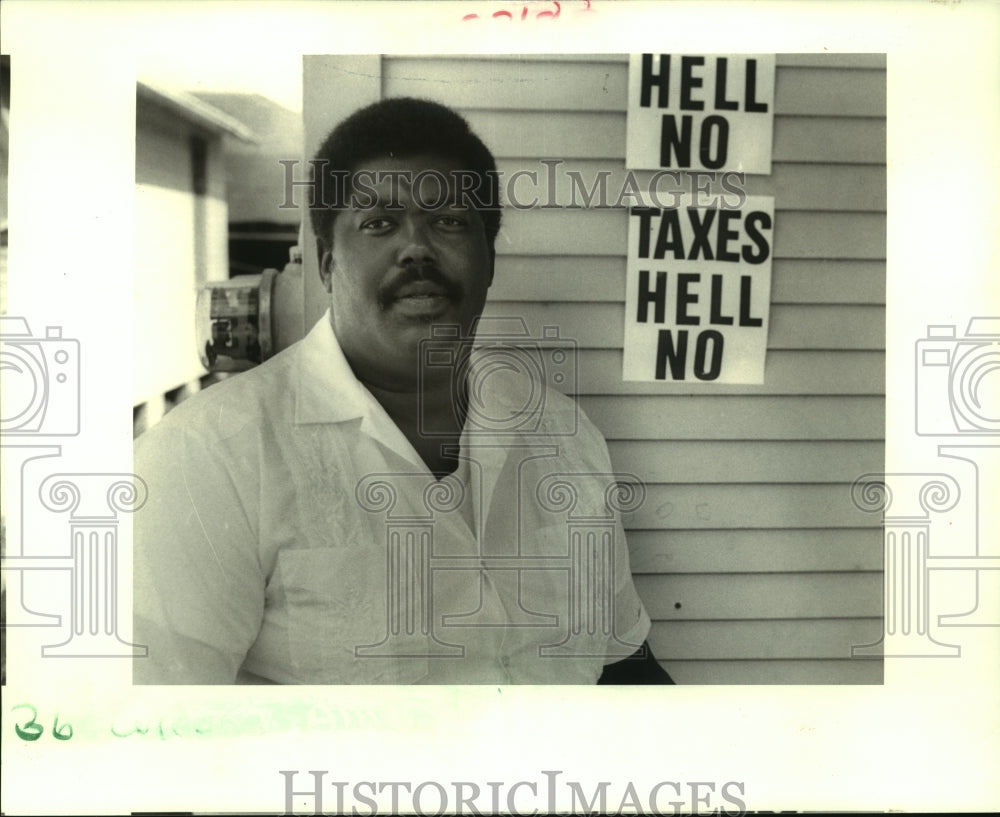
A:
[133, 312, 651, 684]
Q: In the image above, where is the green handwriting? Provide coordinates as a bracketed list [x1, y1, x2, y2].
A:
[12, 704, 73, 741]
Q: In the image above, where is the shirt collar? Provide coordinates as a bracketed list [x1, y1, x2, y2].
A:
[294, 309, 369, 425]
[294, 310, 428, 471]
[292, 310, 576, 470]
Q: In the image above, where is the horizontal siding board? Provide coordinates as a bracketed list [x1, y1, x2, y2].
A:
[481, 302, 886, 350]
[493, 208, 620, 256]
[494, 159, 886, 211]
[637, 574, 882, 620]
[575, 349, 885, 396]
[408, 54, 885, 69]
[465, 110, 886, 163]
[386, 59, 884, 117]
[464, 110, 625, 158]
[659, 659, 883, 685]
[494, 347, 884, 397]
[480, 54, 630, 64]
[619, 484, 883, 529]
[491, 257, 885, 305]
[649, 619, 884, 660]
[768, 304, 885, 350]
[747, 164, 883, 212]
[773, 116, 885, 164]
[491, 256, 623, 301]
[384, 58, 630, 112]
[773, 212, 885, 259]
[580, 396, 885, 441]
[607, 440, 883, 483]
[775, 68, 885, 117]
[770, 260, 885, 304]
[495, 207, 885, 258]
[777, 54, 886, 70]
[626, 529, 883, 573]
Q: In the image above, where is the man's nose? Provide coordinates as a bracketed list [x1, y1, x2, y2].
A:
[396, 218, 437, 266]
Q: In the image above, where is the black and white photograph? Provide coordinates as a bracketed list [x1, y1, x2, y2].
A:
[130, 52, 885, 687]
[0, 1, 997, 814]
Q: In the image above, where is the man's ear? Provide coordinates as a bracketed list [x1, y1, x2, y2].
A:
[318, 239, 334, 294]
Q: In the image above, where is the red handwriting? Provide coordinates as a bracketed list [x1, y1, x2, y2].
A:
[463, 0, 593, 22]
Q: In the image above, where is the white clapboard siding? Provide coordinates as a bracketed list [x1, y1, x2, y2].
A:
[492, 207, 886, 258]
[471, 54, 887, 70]
[490, 258, 886, 304]
[647, 620, 884, 659]
[606, 441, 884, 482]
[482, 347, 886, 397]
[656, 660, 883, 685]
[494, 160, 887, 211]
[481, 302, 886, 349]
[627, 529, 882, 573]
[384, 59, 886, 117]
[463, 110, 886, 164]
[577, 350, 885, 395]
[579, 396, 885, 440]
[635, 573, 882, 619]
[619, 485, 881, 529]
[303, 54, 886, 684]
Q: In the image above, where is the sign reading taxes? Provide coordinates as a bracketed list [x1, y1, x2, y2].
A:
[626, 54, 776, 174]
[623, 195, 775, 384]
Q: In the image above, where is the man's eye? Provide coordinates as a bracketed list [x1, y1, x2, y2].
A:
[360, 217, 393, 231]
[435, 215, 466, 228]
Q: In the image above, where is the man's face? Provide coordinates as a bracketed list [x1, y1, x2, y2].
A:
[320, 154, 495, 387]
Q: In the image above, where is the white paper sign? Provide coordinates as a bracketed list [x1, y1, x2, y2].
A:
[626, 54, 775, 173]
[623, 194, 775, 384]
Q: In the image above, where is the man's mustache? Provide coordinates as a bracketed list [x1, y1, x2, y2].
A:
[378, 265, 464, 306]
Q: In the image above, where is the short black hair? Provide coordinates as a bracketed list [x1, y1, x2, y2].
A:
[308, 97, 502, 253]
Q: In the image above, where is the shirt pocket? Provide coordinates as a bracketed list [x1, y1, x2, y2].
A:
[273, 547, 428, 684]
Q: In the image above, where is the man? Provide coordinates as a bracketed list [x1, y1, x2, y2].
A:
[134, 97, 672, 684]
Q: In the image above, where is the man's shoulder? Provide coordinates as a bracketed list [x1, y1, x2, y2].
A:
[538, 384, 589, 431]
[137, 344, 299, 449]
[542, 388, 608, 450]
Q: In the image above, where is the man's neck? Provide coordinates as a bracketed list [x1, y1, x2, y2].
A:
[360, 376, 466, 479]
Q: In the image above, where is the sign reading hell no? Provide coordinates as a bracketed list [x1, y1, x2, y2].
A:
[626, 54, 776, 174]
